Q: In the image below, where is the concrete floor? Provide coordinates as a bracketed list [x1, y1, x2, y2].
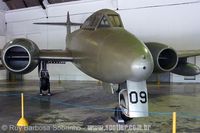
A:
[0, 80, 199, 132]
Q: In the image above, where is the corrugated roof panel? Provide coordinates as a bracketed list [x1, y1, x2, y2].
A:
[2, 0, 80, 10]
[3, 0, 26, 10]
[48, 0, 79, 4]
[3, 0, 41, 10]
[24, 0, 40, 7]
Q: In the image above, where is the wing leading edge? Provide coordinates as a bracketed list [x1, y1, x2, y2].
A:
[39, 49, 73, 62]
[177, 49, 200, 58]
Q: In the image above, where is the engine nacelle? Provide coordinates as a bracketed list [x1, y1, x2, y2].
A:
[145, 42, 178, 73]
[1, 38, 39, 74]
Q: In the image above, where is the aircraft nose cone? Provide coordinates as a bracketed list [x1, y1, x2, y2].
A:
[130, 49, 154, 81]
[97, 29, 154, 83]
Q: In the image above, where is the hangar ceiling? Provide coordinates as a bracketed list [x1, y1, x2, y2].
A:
[0, 0, 79, 11]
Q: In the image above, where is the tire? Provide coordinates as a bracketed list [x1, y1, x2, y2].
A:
[40, 78, 48, 91]
[121, 112, 132, 122]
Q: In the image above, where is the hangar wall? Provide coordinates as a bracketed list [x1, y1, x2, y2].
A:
[0, 11, 6, 80]
[0, 11, 5, 36]
[2, 0, 200, 82]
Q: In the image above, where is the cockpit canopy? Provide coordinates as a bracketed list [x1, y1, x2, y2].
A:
[82, 9, 123, 30]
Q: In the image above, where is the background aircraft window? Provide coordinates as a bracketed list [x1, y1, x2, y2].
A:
[98, 16, 110, 28]
[108, 15, 122, 27]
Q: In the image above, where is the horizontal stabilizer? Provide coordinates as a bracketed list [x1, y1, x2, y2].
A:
[34, 22, 82, 26]
[34, 12, 82, 35]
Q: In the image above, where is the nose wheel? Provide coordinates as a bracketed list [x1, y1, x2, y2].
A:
[39, 61, 51, 96]
[114, 106, 125, 124]
[114, 80, 149, 124]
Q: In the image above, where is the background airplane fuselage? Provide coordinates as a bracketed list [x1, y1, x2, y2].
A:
[67, 28, 154, 83]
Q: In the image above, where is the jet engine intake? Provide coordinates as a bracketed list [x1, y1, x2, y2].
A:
[145, 42, 178, 73]
[1, 38, 39, 74]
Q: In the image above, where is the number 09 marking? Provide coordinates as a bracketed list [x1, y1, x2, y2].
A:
[130, 91, 147, 104]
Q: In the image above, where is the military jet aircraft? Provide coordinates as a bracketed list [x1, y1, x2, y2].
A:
[1, 9, 200, 123]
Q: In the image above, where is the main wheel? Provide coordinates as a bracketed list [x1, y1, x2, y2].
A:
[40, 78, 48, 91]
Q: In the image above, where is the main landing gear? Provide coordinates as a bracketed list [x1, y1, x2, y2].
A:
[38, 61, 51, 96]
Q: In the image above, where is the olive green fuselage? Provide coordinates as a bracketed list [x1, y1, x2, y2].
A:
[67, 28, 154, 83]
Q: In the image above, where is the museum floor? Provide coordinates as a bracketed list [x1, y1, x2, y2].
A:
[0, 80, 199, 132]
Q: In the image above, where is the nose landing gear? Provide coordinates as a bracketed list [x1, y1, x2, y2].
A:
[114, 80, 149, 124]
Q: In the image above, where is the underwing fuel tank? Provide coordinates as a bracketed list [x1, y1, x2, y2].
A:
[172, 59, 200, 76]
[68, 28, 154, 83]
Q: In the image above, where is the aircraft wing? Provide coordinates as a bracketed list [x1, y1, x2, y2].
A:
[0, 49, 73, 62]
[177, 49, 200, 58]
[0, 49, 74, 71]
[39, 49, 74, 62]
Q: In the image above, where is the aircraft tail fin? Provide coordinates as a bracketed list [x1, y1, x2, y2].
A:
[66, 12, 71, 35]
[34, 12, 82, 35]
